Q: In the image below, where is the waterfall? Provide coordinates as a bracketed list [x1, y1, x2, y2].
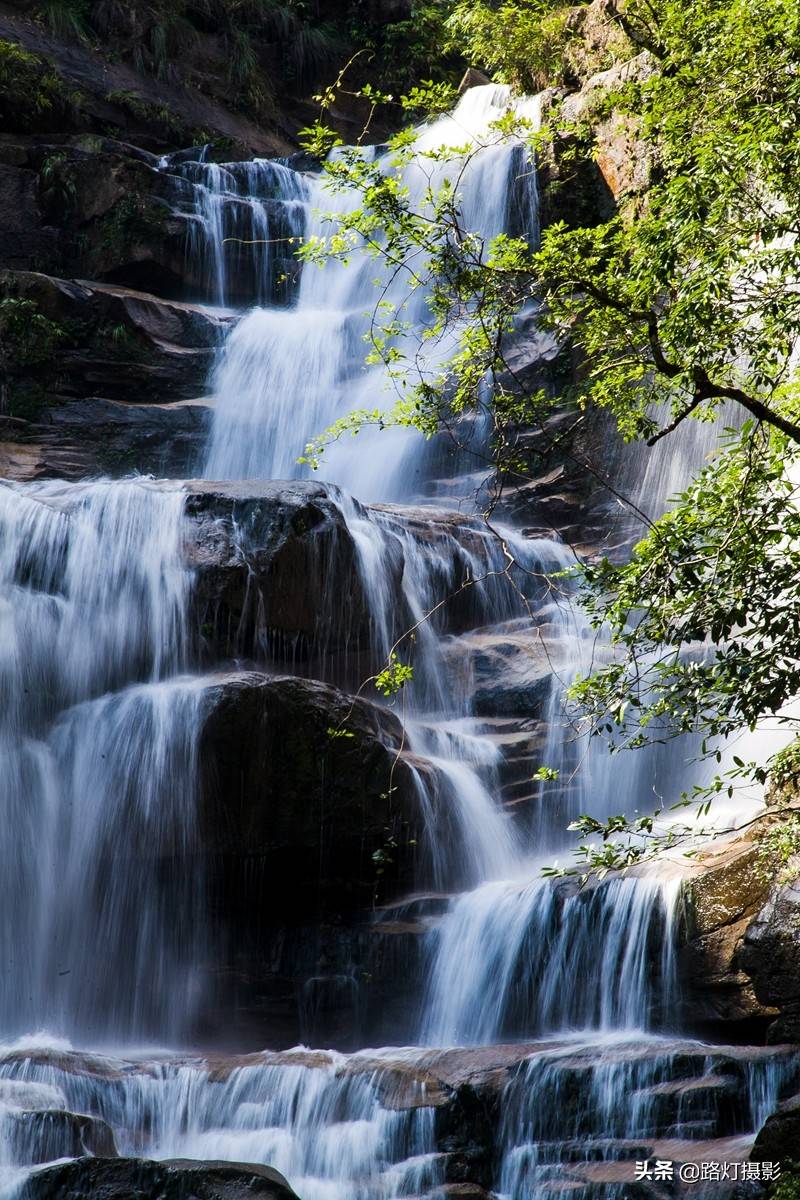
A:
[0, 479, 209, 1042]
[421, 875, 682, 1047]
[497, 1037, 795, 1199]
[165, 155, 308, 306]
[203, 85, 541, 499]
[0, 82, 792, 1200]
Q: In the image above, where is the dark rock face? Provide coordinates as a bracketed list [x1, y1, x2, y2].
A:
[0, 272, 228, 479]
[184, 482, 404, 673]
[0, 7, 290, 155]
[199, 671, 427, 918]
[191, 669, 432, 1048]
[0, 399, 211, 482]
[1, 270, 232, 402]
[20, 1157, 300, 1200]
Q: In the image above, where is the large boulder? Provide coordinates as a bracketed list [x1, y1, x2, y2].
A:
[750, 1091, 800, 1161]
[8, 1109, 117, 1164]
[20, 1158, 299, 1200]
[537, 51, 656, 234]
[0, 271, 233, 404]
[199, 671, 429, 919]
[191, 669, 435, 1047]
[678, 794, 800, 1042]
[0, 399, 211, 482]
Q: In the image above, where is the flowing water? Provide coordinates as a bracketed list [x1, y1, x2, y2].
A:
[0, 85, 792, 1198]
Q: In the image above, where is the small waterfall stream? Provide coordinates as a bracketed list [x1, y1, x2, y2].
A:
[0, 85, 793, 1199]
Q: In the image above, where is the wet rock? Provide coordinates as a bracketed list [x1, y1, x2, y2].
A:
[750, 1090, 800, 1160]
[8, 1109, 117, 1163]
[0, 271, 231, 479]
[184, 481, 406, 668]
[458, 69, 491, 94]
[461, 627, 553, 718]
[495, 404, 622, 557]
[20, 1157, 300, 1200]
[739, 878, 800, 1043]
[678, 834, 778, 1035]
[0, 399, 211, 482]
[561, 53, 656, 202]
[1, 270, 232, 403]
[199, 671, 428, 921]
[188, 666, 441, 1043]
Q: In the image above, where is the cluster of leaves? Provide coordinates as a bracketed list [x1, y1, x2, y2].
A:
[38, 152, 78, 212]
[0, 39, 81, 132]
[375, 654, 414, 698]
[757, 814, 800, 885]
[771, 1163, 800, 1199]
[0, 298, 67, 371]
[445, 0, 579, 92]
[572, 425, 800, 750]
[772, 740, 800, 791]
[346, 2, 463, 98]
[0, 297, 69, 420]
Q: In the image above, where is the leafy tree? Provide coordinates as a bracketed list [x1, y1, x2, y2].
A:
[297, 0, 800, 869]
[445, 0, 579, 91]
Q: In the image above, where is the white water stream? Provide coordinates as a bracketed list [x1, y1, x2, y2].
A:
[0, 85, 792, 1199]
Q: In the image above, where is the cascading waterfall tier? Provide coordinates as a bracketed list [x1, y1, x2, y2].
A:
[0, 479, 207, 1042]
[164, 154, 308, 307]
[0, 82, 793, 1200]
[202, 85, 541, 498]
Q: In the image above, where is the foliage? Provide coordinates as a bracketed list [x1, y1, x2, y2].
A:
[375, 655, 414, 698]
[30, 0, 465, 126]
[773, 741, 800, 791]
[0, 298, 68, 421]
[0, 299, 67, 370]
[0, 39, 81, 132]
[770, 1163, 800, 1199]
[571, 425, 800, 748]
[757, 814, 800, 885]
[35, 0, 91, 42]
[35, 0, 351, 115]
[349, 2, 462, 97]
[38, 153, 78, 212]
[446, 0, 578, 91]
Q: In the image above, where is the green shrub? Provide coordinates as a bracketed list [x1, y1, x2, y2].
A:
[0, 299, 67, 369]
[0, 39, 81, 132]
